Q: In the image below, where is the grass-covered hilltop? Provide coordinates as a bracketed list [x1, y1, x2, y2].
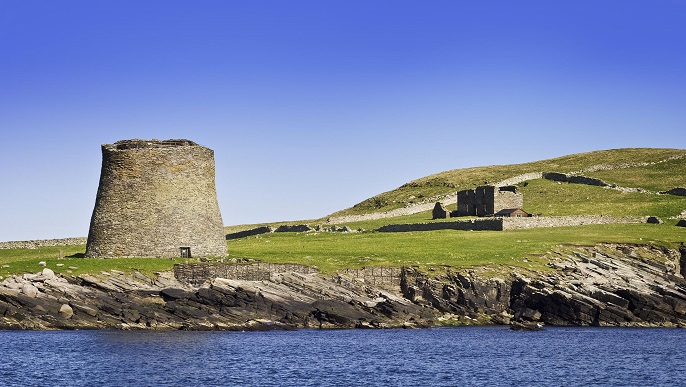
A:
[3, 147, 686, 330]
[2, 147, 686, 278]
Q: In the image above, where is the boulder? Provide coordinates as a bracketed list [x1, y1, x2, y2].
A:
[59, 304, 74, 319]
[21, 283, 39, 298]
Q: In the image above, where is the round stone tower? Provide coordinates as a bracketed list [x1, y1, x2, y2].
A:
[85, 139, 227, 258]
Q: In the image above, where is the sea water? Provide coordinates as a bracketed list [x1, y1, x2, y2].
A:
[1, 327, 685, 386]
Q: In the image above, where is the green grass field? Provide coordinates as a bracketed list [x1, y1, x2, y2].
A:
[226, 223, 686, 274]
[2, 148, 685, 278]
[0, 245, 190, 278]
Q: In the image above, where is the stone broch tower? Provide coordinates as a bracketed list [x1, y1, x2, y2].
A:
[85, 139, 227, 258]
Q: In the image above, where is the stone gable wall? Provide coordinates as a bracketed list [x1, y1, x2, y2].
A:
[455, 186, 524, 217]
[85, 139, 227, 258]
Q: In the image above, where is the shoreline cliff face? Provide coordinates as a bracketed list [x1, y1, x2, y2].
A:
[1, 244, 685, 330]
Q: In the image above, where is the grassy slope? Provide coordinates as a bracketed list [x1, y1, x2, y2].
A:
[332, 148, 686, 216]
[2, 148, 686, 277]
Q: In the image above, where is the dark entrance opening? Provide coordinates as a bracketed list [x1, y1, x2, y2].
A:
[180, 247, 191, 258]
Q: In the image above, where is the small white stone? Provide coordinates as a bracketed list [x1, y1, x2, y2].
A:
[22, 283, 39, 298]
[41, 268, 55, 278]
[38, 261, 47, 267]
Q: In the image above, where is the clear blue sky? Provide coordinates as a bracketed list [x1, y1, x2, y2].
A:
[1, 1, 685, 241]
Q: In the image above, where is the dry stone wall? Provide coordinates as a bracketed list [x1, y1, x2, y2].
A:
[174, 263, 402, 290]
[85, 139, 227, 258]
[378, 219, 504, 232]
[495, 172, 543, 187]
[378, 216, 650, 233]
[501, 215, 648, 230]
[0, 237, 87, 250]
[337, 267, 403, 289]
[543, 172, 609, 187]
[661, 188, 686, 196]
[174, 262, 319, 286]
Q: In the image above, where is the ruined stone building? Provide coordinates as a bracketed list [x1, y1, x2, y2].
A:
[454, 185, 523, 217]
[85, 139, 227, 258]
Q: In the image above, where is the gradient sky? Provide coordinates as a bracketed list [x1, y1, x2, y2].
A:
[2, 1, 685, 241]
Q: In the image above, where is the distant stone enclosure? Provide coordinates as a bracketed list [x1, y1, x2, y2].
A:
[85, 139, 227, 258]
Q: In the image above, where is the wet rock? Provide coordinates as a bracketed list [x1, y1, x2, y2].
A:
[510, 321, 544, 331]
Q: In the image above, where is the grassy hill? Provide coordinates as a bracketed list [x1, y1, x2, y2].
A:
[2, 148, 686, 278]
[331, 148, 686, 217]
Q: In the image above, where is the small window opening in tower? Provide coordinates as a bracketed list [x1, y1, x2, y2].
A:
[180, 247, 191, 258]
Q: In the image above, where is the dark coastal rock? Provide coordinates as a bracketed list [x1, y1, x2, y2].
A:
[2, 243, 686, 330]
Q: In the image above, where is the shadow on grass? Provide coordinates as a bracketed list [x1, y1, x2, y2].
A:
[67, 253, 85, 258]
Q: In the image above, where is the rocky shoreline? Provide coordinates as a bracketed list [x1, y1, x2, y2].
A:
[1, 243, 686, 330]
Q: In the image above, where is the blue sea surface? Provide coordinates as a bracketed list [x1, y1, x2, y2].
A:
[1, 327, 685, 386]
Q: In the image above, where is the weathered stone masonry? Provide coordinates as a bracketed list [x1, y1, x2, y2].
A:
[85, 139, 227, 258]
[378, 215, 649, 232]
[455, 185, 524, 217]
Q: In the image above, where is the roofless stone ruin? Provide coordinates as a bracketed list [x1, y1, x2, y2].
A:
[85, 139, 227, 258]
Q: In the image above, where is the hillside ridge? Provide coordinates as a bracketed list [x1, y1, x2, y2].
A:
[328, 148, 686, 222]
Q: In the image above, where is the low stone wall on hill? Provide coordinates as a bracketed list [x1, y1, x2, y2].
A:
[501, 215, 648, 230]
[226, 227, 275, 240]
[378, 219, 504, 232]
[494, 172, 544, 187]
[0, 237, 87, 250]
[543, 172, 609, 187]
[327, 193, 457, 224]
[378, 216, 649, 233]
[660, 188, 686, 196]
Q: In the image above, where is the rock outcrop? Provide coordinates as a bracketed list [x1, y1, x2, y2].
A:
[2, 243, 686, 330]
